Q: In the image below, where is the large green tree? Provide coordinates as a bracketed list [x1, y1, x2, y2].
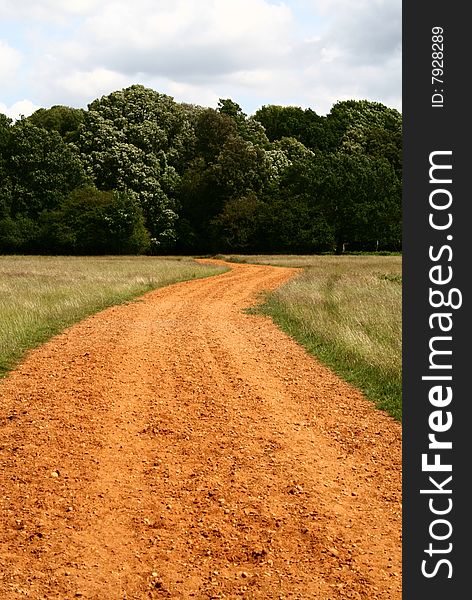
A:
[304, 152, 401, 253]
[27, 105, 85, 143]
[218, 98, 269, 147]
[253, 105, 329, 151]
[256, 137, 401, 254]
[77, 85, 194, 251]
[3, 119, 87, 218]
[0, 117, 87, 252]
[177, 111, 271, 252]
[326, 100, 402, 176]
[210, 192, 264, 252]
[40, 187, 150, 255]
[259, 139, 334, 253]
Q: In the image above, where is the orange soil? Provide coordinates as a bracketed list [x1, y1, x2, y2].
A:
[0, 260, 401, 599]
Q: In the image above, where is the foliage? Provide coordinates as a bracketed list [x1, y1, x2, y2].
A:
[41, 187, 150, 255]
[218, 99, 269, 147]
[253, 104, 329, 151]
[0, 88, 402, 255]
[0, 116, 88, 252]
[326, 100, 402, 176]
[27, 105, 85, 143]
[177, 110, 271, 253]
[1, 120, 87, 218]
[76, 85, 195, 251]
[259, 139, 401, 254]
[210, 193, 264, 252]
[307, 152, 402, 253]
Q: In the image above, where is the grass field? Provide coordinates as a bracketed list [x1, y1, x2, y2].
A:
[224, 254, 402, 421]
[0, 255, 226, 377]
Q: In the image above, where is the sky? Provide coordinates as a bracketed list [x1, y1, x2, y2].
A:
[0, 0, 401, 120]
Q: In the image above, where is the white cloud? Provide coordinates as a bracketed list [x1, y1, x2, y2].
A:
[34, 66, 133, 107]
[164, 80, 220, 109]
[84, 0, 292, 45]
[58, 68, 130, 99]
[23, 0, 297, 109]
[0, 0, 102, 21]
[0, 0, 401, 115]
[0, 99, 40, 120]
[325, 0, 401, 67]
[275, 0, 401, 113]
[0, 39, 21, 81]
[78, 0, 293, 78]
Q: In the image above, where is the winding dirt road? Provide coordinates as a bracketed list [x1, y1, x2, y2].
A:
[0, 260, 401, 599]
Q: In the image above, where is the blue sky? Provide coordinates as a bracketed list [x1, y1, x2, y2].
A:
[0, 0, 401, 120]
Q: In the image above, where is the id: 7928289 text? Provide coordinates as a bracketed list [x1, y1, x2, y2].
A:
[431, 26, 444, 108]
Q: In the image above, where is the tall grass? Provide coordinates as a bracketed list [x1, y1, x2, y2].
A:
[225, 255, 402, 421]
[0, 255, 226, 376]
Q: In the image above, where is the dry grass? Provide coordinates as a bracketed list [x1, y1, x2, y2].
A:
[225, 254, 402, 420]
[0, 255, 226, 376]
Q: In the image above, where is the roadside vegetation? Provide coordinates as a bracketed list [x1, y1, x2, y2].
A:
[225, 254, 402, 421]
[0, 255, 226, 377]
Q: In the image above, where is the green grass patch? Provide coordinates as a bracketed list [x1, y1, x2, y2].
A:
[0, 255, 226, 377]
[238, 254, 402, 421]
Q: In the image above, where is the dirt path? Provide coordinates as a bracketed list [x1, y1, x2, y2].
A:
[0, 260, 401, 599]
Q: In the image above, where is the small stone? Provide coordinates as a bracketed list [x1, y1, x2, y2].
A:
[51, 470, 59, 478]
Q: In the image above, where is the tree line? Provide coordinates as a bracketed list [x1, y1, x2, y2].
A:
[0, 85, 402, 255]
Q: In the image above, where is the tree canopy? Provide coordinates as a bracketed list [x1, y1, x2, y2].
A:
[0, 86, 402, 255]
